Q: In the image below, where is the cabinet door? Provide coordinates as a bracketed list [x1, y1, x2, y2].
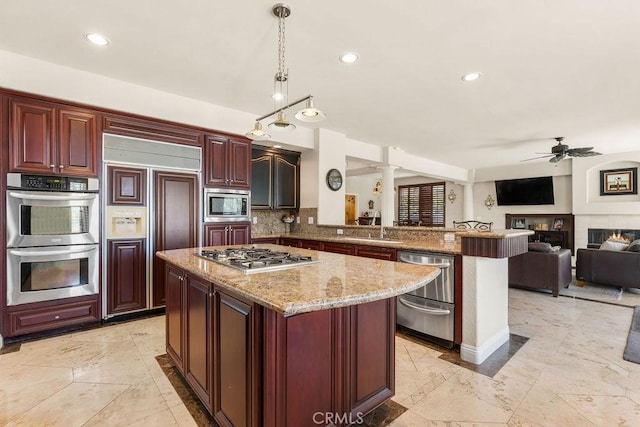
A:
[185, 274, 213, 412]
[229, 223, 250, 245]
[347, 298, 395, 416]
[153, 171, 199, 307]
[323, 242, 356, 255]
[107, 239, 147, 315]
[227, 138, 251, 189]
[274, 153, 299, 209]
[9, 98, 55, 173]
[58, 108, 98, 176]
[205, 224, 229, 247]
[355, 245, 397, 261]
[298, 239, 323, 251]
[250, 151, 273, 209]
[108, 166, 147, 205]
[204, 135, 228, 187]
[165, 263, 185, 372]
[214, 291, 258, 427]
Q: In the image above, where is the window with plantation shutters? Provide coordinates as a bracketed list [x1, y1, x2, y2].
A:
[397, 182, 445, 227]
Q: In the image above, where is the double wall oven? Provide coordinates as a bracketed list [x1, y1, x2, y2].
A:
[6, 173, 99, 306]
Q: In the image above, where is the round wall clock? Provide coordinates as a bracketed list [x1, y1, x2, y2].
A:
[326, 168, 343, 191]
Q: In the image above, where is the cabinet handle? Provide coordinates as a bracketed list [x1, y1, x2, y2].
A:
[59, 165, 64, 169]
[50, 164, 55, 169]
[54, 315, 60, 320]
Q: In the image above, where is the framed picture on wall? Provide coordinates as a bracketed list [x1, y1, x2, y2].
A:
[600, 167, 637, 195]
[512, 218, 526, 229]
[552, 218, 564, 230]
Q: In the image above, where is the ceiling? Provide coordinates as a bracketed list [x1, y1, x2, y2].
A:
[1, 0, 639, 170]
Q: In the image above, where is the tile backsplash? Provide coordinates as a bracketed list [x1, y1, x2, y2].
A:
[251, 209, 298, 236]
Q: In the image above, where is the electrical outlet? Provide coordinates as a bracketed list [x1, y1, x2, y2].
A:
[308, 217, 314, 224]
[296, 216, 300, 224]
[252, 216, 258, 224]
[337, 229, 343, 235]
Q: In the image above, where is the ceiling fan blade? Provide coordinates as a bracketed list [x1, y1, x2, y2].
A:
[521, 154, 556, 162]
[567, 149, 602, 157]
[549, 154, 566, 163]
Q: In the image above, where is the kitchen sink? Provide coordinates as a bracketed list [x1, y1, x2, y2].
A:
[337, 237, 404, 244]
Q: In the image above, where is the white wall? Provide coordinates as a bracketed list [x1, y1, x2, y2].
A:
[571, 151, 640, 248]
[316, 129, 347, 225]
[345, 176, 380, 217]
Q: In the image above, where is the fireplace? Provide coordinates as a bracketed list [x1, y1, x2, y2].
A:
[587, 228, 640, 249]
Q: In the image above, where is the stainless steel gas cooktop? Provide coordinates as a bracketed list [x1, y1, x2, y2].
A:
[195, 247, 320, 274]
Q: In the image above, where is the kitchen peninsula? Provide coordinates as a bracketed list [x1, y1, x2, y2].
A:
[156, 245, 440, 426]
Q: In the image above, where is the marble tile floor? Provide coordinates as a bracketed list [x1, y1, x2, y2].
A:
[1, 288, 639, 426]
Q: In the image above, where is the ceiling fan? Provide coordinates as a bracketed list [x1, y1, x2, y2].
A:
[522, 137, 602, 163]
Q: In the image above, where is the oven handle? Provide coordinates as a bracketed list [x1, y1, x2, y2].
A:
[398, 297, 451, 315]
[398, 257, 450, 269]
[8, 191, 97, 201]
[8, 246, 98, 257]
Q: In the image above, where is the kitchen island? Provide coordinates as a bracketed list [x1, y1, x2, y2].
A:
[156, 244, 440, 426]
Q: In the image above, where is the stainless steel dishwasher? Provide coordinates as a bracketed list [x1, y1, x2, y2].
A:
[397, 251, 456, 348]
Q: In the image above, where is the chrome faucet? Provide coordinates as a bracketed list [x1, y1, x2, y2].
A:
[373, 210, 385, 239]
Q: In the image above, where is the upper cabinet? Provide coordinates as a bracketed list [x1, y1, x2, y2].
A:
[203, 134, 251, 189]
[8, 96, 99, 177]
[251, 147, 300, 210]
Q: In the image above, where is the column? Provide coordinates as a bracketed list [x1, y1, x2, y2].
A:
[463, 183, 474, 221]
[380, 166, 397, 227]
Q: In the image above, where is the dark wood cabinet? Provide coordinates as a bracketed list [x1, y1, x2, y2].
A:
[298, 239, 323, 251]
[251, 147, 300, 210]
[106, 239, 147, 315]
[204, 222, 251, 246]
[323, 241, 356, 255]
[153, 171, 199, 307]
[214, 291, 261, 426]
[165, 263, 185, 373]
[204, 134, 251, 189]
[185, 273, 214, 412]
[355, 245, 397, 261]
[279, 237, 300, 247]
[251, 236, 280, 244]
[108, 166, 146, 205]
[9, 97, 98, 176]
[6, 296, 100, 336]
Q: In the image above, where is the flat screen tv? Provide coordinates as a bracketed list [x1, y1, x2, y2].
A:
[495, 176, 555, 206]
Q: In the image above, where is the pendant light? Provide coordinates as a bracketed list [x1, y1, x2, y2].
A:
[245, 3, 326, 140]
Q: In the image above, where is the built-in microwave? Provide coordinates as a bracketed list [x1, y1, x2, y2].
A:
[203, 188, 251, 222]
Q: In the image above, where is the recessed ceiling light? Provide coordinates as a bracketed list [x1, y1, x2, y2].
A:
[339, 52, 359, 64]
[461, 72, 482, 81]
[85, 33, 109, 46]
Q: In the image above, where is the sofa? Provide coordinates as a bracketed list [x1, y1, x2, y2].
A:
[576, 244, 640, 289]
[508, 243, 572, 297]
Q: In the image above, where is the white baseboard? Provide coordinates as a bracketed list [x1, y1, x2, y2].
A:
[460, 326, 510, 365]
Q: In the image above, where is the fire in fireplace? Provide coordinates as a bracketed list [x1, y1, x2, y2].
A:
[588, 228, 640, 248]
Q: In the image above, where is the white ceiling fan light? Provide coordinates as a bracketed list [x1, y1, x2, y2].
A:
[85, 33, 109, 46]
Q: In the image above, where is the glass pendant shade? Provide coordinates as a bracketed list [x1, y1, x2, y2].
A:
[245, 121, 271, 140]
[295, 98, 326, 122]
[268, 111, 296, 131]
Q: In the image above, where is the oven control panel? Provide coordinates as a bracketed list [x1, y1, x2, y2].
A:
[8, 173, 98, 192]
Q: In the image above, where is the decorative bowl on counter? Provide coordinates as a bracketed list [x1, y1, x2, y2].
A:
[282, 214, 295, 223]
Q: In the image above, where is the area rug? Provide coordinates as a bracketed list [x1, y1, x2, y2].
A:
[623, 306, 640, 364]
[155, 354, 407, 426]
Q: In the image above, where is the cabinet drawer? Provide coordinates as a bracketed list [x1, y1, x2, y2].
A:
[9, 298, 100, 336]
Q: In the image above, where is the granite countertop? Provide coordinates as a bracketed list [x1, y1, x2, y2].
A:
[156, 244, 441, 316]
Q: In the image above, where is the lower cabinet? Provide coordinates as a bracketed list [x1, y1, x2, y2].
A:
[297, 239, 323, 251]
[106, 239, 146, 315]
[204, 222, 251, 246]
[6, 296, 100, 336]
[322, 241, 357, 255]
[355, 245, 397, 261]
[163, 260, 395, 426]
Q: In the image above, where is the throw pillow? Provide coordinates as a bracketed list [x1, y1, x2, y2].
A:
[599, 238, 629, 251]
[528, 242, 553, 252]
[550, 245, 561, 252]
[625, 239, 640, 252]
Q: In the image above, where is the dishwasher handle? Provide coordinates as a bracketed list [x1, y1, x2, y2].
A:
[398, 297, 451, 315]
[398, 255, 450, 269]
